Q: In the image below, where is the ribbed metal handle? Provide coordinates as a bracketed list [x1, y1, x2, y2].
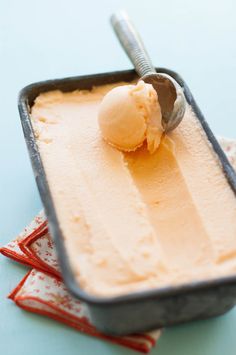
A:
[111, 11, 156, 77]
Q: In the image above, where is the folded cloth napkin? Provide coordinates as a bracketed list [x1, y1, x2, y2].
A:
[0, 211, 161, 353]
[1, 137, 236, 353]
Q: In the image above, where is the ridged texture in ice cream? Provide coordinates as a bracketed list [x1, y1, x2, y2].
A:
[98, 80, 163, 153]
[30, 83, 236, 297]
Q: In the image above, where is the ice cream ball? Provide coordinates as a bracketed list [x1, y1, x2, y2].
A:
[98, 80, 163, 153]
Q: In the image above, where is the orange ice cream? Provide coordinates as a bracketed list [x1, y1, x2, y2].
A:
[30, 82, 236, 297]
[98, 80, 163, 153]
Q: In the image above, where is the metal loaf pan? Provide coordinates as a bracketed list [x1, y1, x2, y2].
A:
[18, 68, 236, 335]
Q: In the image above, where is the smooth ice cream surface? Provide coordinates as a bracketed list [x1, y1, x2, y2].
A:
[98, 80, 163, 153]
[31, 82, 236, 297]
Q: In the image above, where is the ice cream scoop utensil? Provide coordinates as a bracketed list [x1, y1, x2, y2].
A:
[111, 11, 186, 132]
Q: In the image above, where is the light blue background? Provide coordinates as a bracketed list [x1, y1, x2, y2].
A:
[1, 0, 236, 354]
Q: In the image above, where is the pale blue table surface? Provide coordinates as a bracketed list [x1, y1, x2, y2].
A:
[1, 0, 236, 354]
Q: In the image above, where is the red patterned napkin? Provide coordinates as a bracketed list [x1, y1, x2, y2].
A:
[1, 137, 236, 353]
[1, 214, 161, 353]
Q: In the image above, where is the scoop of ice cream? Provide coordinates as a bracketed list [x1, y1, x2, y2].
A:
[98, 80, 163, 153]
